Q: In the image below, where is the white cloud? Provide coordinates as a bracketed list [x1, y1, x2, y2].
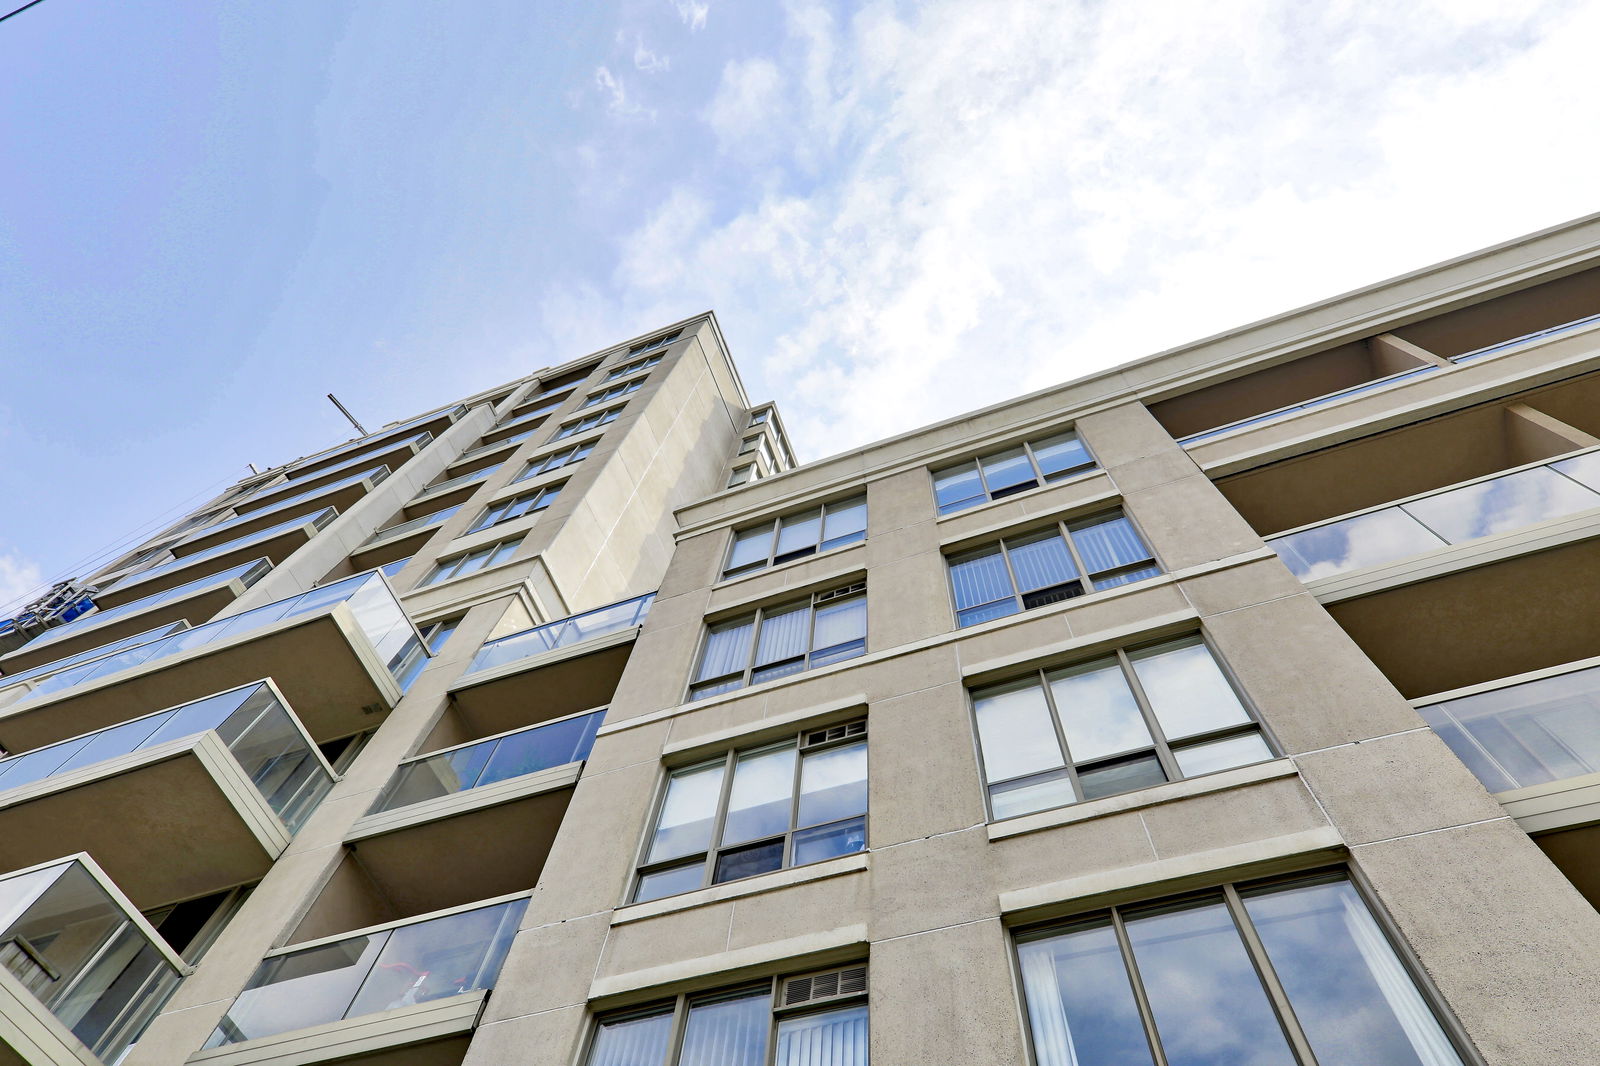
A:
[672, 0, 709, 32]
[634, 38, 670, 74]
[576, 0, 1600, 462]
[594, 65, 652, 118]
[0, 549, 44, 618]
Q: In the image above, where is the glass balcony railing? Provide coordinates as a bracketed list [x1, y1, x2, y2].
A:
[458, 428, 536, 462]
[204, 897, 526, 1047]
[0, 681, 334, 832]
[1178, 365, 1440, 446]
[109, 508, 337, 595]
[1451, 309, 1600, 364]
[0, 857, 185, 1062]
[0, 622, 190, 694]
[1420, 661, 1600, 796]
[184, 466, 390, 547]
[284, 406, 464, 479]
[414, 464, 497, 501]
[465, 592, 655, 676]
[23, 560, 271, 655]
[2, 572, 422, 705]
[364, 505, 460, 547]
[369, 710, 604, 814]
[1269, 449, 1600, 582]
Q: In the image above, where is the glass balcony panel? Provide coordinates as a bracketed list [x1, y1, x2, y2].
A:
[1269, 508, 1446, 581]
[111, 508, 336, 592]
[0, 623, 188, 694]
[0, 859, 182, 1063]
[208, 899, 526, 1046]
[1451, 309, 1600, 363]
[379, 747, 495, 810]
[474, 711, 603, 789]
[369, 505, 459, 544]
[0, 735, 97, 792]
[48, 713, 173, 777]
[1402, 466, 1600, 543]
[1421, 663, 1600, 793]
[343, 899, 523, 1017]
[188, 467, 389, 546]
[343, 575, 424, 669]
[30, 560, 270, 651]
[1552, 450, 1600, 492]
[467, 593, 655, 675]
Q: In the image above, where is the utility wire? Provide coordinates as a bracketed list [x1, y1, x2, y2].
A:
[0, 0, 49, 25]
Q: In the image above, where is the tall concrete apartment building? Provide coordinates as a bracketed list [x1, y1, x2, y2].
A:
[2, 215, 1600, 1066]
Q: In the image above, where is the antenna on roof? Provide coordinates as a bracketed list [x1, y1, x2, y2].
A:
[327, 393, 369, 436]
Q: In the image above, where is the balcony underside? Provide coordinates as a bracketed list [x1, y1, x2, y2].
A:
[0, 743, 284, 911]
[447, 636, 633, 741]
[95, 530, 313, 610]
[180, 480, 380, 556]
[1325, 535, 1600, 700]
[0, 612, 397, 753]
[1532, 823, 1600, 912]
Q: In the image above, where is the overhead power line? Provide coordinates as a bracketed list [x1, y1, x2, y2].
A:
[0, 0, 50, 26]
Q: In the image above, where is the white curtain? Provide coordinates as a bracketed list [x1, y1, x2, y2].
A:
[1018, 943, 1081, 1066]
[756, 606, 811, 666]
[589, 1010, 673, 1066]
[696, 619, 754, 681]
[1339, 894, 1461, 1066]
[1071, 516, 1149, 574]
[949, 548, 1013, 610]
[775, 1004, 869, 1066]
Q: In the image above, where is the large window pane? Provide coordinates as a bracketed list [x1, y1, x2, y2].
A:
[1172, 732, 1273, 777]
[1071, 515, 1152, 575]
[727, 527, 773, 574]
[721, 746, 798, 845]
[1018, 922, 1155, 1066]
[775, 509, 823, 559]
[1031, 432, 1094, 480]
[1242, 879, 1464, 1066]
[973, 680, 1065, 784]
[1046, 658, 1151, 761]
[934, 462, 985, 513]
[698, 619, 755, 682]
[756, 606, 811, 667]
[1006, 532, 1079, 593]
[949, 547, 1014, 614]
[797, 741, 867, 827]
[982, 447, 1036, 496]
[1123, 898, 1296, 1066]
[1130, 638, 1250, 740]
[811, 596, 865, 657]
[775, 1003, 869, 1066]
[821, 497, 868, 549]
[649, 763, 726, 863]
[590, 1009, 674, 1066]
[679, 989, 771, 1066]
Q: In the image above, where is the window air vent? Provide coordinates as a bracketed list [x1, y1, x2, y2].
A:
[782, 965, 867, 1008]
[801, 719, 867, 750]
[815, 583, 865, 604]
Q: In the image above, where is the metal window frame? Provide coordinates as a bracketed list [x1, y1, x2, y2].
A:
[583, 966, 869, 1066]
[603, 352, 664, 382]
[947, 508, 1161, 628]
[931, 429, 1099, 514]
[469, 481, 566, 533]
[632, 723, 869, 900]
[969, 632, 1273, 820]
[626, 329, 682, 356]
[1011, 867, 1481, 1066]
[687, 585, 868, 700]
[516, 441, 595, 483]
[721, 494, 869, 579]
[422, 535, 525, 586]
[581, 378, 646, 409]
[553, 404, 625, 440]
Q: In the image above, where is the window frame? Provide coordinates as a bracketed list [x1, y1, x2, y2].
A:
[727, 465, 755, 488]
[585, 965, 868, 1066]
[931, 430, 1098, 515]
[969, 632, 1274, 820]
[1011, 867, 1476, 1066]
[513, 441, 594, 484]
[419, 536, 525, 587]
[580, 377, 645, 409]
[946, 509, 1160, 627]
[721, 494, 868, 580]
[688, 584, 868, 701]
[627, 329, 682, 355]
[603, 352, 664, 382]
[631, 720, 869, 902]
[552, 405, 624, 441]
[467, 482, 564, 534]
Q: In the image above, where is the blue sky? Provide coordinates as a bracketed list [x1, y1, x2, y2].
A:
[2, 0, 1597, 614]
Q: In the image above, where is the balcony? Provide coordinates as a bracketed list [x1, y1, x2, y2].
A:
[357, 506, 460, 553]
[0, 560, 269, 675]
[1418, 657, 1600, 909]
[282, 405, 465, 483]
[0, 623, 188, 694]
[238, 436, 429, 515]
[1268, 449, 1600, 583]
[1387, 263, 1600, 363]
[178, 466, 391, 555]
[448, 593, 652, 740]
[96, 509, 337, 609]
[194, 897, 526, 1065]
[0, 572, 422, 753]
[407, 465, 497, 510]
[0, 682, 332, 909]
[0, 855, 187, 1065]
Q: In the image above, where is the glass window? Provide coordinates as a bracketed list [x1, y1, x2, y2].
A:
[553, 406, 623, 440]
[634, 723, 867, 902]
[971, 635, 1272, 820]
[628, 329, 681, 355]
[581, 378, 646, 409]
[931, 430, 1097, 514]
[750, 409, 771, 425]
[420, 537, 525, 586]
[393, 616, 460, 691]
[690, 586, 866, 700]
[514, 442, 595, 483]
[603, 352, 664, 381]
[1017, 872, 1467, 1066]
[728, 465, 755, 488]
[588, 967, 868, 1066]
[948, 510, 1158, 627]
[722, 495, 869, 578]
[467, 483, 564, 533]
